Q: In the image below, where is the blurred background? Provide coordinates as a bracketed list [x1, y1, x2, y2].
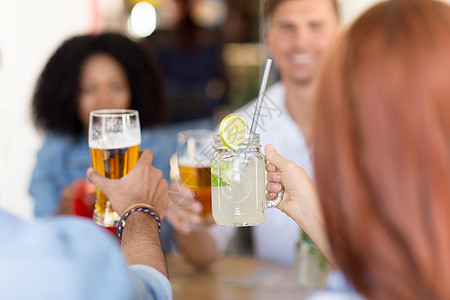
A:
[1, 0, 443, 218]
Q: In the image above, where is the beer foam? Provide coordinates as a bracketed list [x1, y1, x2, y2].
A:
[177, 157, 210, 168]
[89, 129, 141, 149]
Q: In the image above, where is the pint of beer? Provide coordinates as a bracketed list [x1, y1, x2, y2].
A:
[177, 130, 214, 219]
[88, 109, 141, 228]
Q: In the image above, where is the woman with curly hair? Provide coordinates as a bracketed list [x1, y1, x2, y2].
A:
[29, 32, 211, 218]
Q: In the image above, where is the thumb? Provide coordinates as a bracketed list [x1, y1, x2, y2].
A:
[265, 144, 291, 171]
[86, 167, 111, 194]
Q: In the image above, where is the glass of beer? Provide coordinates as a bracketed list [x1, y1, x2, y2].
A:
[88, 109, 141, 228]
[176, 129, 214, 220]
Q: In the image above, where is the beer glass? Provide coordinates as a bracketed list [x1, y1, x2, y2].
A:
[88, 109, 141, 228]
[176, 129, 214, 219]
[211, 133, 280, 226]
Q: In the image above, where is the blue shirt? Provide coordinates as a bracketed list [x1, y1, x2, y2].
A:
[0, 210, 172, 300]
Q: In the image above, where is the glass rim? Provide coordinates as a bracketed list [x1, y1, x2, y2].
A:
[213, 133, 260, 139]
[90, 109, 138, 117]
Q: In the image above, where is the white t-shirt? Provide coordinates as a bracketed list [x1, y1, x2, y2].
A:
[212, 82, 314, 265]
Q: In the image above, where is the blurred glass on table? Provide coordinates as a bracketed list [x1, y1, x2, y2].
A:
[176, 129, 214, 219]
[295, 231, 331, 290]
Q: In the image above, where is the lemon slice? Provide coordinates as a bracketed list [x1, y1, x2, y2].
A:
[219, 114, 248, 150]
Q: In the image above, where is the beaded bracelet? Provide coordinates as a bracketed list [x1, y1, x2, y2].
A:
[121, 203, 161, 222]
[117, 206, 161, 240]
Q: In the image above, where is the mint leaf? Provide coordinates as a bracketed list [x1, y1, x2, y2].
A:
[211, 173, 228, 187]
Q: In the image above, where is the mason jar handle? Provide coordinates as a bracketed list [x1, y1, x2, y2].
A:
[264, 154, 283, 208]
[267, 190, 283, 208]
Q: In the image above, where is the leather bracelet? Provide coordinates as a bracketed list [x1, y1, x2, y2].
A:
[117, 205, 161, 240]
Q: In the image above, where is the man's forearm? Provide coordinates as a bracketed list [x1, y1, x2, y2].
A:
[175, 226, 219, 269]
[121, 212, 168, 277]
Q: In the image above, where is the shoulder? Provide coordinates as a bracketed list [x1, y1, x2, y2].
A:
[143, 118, 213, 143]
[233, 82, 285, 118]
[231, 82, 286, 134]
[141, 127, 177, 151]
[2, 215, 122, 259]
[34, 133, 85, 168]
[0, 212, 137, 299]
[167, 118, 214, 133]
[268, 81, 285, 95]
[38, 132, 79, 153]
[253, 81, 285, 107]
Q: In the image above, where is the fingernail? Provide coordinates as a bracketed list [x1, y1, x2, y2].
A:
[266, 144, 274, 152]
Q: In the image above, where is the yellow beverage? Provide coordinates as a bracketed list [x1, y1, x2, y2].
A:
[90, 144, 140, 226]
[211, 158, 266, 226]
[179, 164, 212, 218]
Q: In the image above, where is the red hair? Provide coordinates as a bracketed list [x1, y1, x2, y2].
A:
[314, 0, 450, 298]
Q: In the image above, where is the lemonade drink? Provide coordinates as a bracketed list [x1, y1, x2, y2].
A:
[211, 156, 266, 226]
[211, 131, 267, 226]
[211, 114, 280, 227]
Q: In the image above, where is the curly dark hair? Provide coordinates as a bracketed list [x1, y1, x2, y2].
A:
[32, 32, 167, 135]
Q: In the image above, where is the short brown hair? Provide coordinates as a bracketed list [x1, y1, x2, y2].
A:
[263, 0, 340, 23]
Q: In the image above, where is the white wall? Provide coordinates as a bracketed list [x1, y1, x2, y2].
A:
[340, 0, 381, 24]
[0, 0, 126, 218]
[0, 0, 91, 218]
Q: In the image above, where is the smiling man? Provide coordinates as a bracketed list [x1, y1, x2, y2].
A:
[230, 0, 341, 264]
[168, 0, 341, 267]
[261, 0, 340, 144]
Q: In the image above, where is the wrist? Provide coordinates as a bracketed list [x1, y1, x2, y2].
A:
[119, 212, 161, 249]
[123, 211, 160, 234]
[117, 205, 162, 240]
[120, 210, 168, 275]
